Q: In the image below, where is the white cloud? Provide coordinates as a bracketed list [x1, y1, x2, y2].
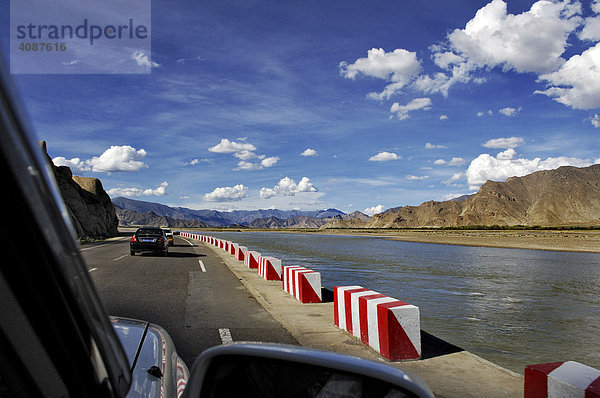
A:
[535, 42, 600, 110]
[445, 0, 582, 74]
[107, 181, 168, 197]
[203, 184, 248, 202]
[435, 157, 466, 166]
[440, 115, 448, 120]
[364, 205, 385, 216]
[466, 149, 594, 189]
[477, 111, 484, 117]
[143, 181, 169, 196]
[131, 50, 159, 69]
[259, 177, 318, 199]
[339, 48, 422, 100]
[482, 137, 524, 149]
[260, 156, 279, 168]
[425, 142, 447, 149]
[592, 114, 600, 127]
[52, 157, 90, 172]
[406, 175, 429, 180]
[301, 148, 318, 157]
[443, 172, 466, 186]
[369, 151, 400, 162]
[390, 97, 432, 120]
[498, 106, 521, 116]
[54, 146, 148, 173]
[185, 158, 200, 166]
[234, 150, 261, 160]
[209, 138, 257, 154]
[234, 161, 261, 171]
[89, 146, 147, 172]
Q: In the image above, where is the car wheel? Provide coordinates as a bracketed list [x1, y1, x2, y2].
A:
[130, 249, 135, 256]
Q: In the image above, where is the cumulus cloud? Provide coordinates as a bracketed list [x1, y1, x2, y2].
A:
[466, 148, 594, 189]
[203, 184, 248, 202]
[440, 115, 448, 120]
[234, 161, 261, 171]
[482, 137, 524, 149]
[132, 50, 159, 69]
[234, 150, 263, 160]
[107, 181, 168, 197]
[592, 114, 600, 127]
[52, 157, 90, 172]
[369, 152, 400, 162]
[259, 177, 318, 199]
[185, 158, 200, 166]
[301, 148, 318, 157]
[209, 139, 257, 154]
[425, 142, 447, 149]
[54, 145, 148, 173]
[535, 42, 600, 110]
[498, 106, 521, 116]
[364, 205, 385, 216]
[260, 156, 279, 168]
[339, 48, 422, 100]
[390, 97, 432, 120]
[445, 0, 581, 74]
[435, 157, 466, 166]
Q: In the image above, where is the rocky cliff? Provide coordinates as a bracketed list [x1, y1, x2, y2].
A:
[41, 142, 118, 239]
[323, 164, 600, 229]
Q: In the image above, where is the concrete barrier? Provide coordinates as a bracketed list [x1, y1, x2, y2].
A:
[229, 242, 237, 255]
[282, 265, 322, 303]
[334, 285, 421, 361]
[235, 246, 246, 261]
[258, 256, 282, 281]
[525, 361, 600, 397]
[244, 250, 260, 269]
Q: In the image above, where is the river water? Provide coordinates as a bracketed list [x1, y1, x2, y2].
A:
[200, 231, 600, 373]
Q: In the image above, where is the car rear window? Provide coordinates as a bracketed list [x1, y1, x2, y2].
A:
[136, 229, 163, 237]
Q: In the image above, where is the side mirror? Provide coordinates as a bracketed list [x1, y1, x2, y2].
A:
[183, 343, 434, 398]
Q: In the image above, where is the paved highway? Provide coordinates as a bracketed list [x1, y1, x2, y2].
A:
[81, 234, 297, 366]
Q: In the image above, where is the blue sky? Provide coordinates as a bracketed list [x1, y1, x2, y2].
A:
[3, 0, 600, 214]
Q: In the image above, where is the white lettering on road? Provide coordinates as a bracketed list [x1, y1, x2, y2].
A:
[219, 328, 233, 345]
[199, 260, 207, 272]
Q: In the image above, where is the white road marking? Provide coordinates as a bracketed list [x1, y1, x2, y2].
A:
[218, 328, 233, 345]
[88, 268, 98, 273]
[113, 254, 128, 261]
[198, 260, 207, 272]
[180, 237, 194, 247]
[80, 243, 109, 251]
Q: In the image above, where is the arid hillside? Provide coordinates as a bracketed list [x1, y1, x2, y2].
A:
[323, 164, 600, 228]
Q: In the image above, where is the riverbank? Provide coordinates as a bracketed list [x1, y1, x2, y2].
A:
[195, 228, 600, 253]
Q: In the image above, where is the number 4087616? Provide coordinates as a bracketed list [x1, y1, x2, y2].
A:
[18, 43, 66, 52]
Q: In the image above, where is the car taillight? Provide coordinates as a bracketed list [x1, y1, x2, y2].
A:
[158, 237, 165, 243]
[131, 235, 137, 242]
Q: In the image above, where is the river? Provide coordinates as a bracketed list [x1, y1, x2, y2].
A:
[201, 230, 600, 373]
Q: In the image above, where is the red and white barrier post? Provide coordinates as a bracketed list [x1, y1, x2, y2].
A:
[235, 246, 246, 261]
[258, 256, 282, 281]
[244, 250, 260, 269]
[525, 361, 600, 397]
[282, 265, 322, 303]
[334, 285, 421, 361]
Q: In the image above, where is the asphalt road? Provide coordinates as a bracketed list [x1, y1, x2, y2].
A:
[81, 234, 298, 367]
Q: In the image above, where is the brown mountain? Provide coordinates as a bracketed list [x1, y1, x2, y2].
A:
[115, 206, 211, 228]
[323, 164, 600, 229]
[41, 141, 118, 239]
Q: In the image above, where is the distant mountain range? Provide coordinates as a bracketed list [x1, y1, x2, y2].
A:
[323, 164, 600, 228]
[112, 197, 346, 227]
